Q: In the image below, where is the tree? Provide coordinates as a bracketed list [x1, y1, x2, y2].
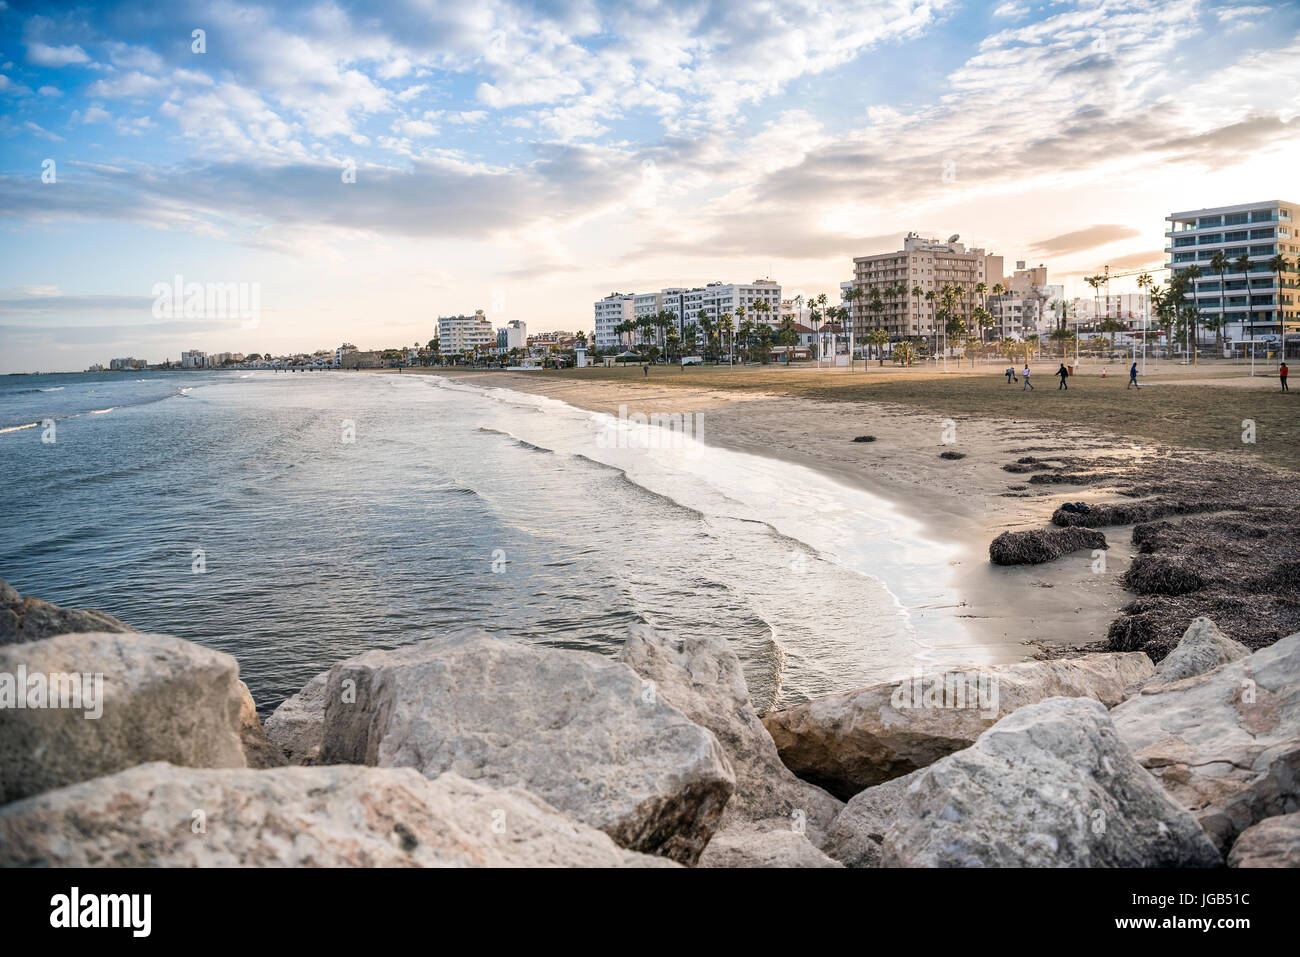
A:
[1268, 252, 1292, 360]
[1184, 263, 1203, 362]
[893, 339, 917, 366]
[867, 327, 888, 366]
[1233, 253, 1253, 362]
[1085, 275, 1104, 339]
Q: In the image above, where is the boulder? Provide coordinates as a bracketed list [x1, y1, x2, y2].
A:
[880, 697, 1223, 867]
[1226, 812, 1300, 868]
[1112, 632, 1300, 852]
[237, 681, 287, 769]
[1140, 617, 1250, 690]
[0, 762, 675, 867]
[0, 578, 134, 646]
[824, 769, 925, 867]
[0, 631, 246, 804]
[619, 626, 841, 846]
[762, 653, 1154, 798]
[263, 670, 328, 765]
[697, 822, 842, 868]
[316, 632, 734, 864]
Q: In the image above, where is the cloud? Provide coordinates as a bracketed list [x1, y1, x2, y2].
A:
[1032, 225, 1143, 256]
[26, 42, 90, 67]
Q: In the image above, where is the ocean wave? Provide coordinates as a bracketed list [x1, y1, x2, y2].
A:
[0, 422, 39, 435]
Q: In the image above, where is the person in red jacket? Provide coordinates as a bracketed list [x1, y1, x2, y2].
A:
[1282, 362, 1290, 393]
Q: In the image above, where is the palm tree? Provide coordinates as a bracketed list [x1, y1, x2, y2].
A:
[1268, 252, 1292, 361]
[894, 339, 917, 367]
[1233, 253, 1253, 368]
[842, 287, 862, 363]
[867, 328, 888, 366]
[682, 321, 699, 355]
[719, 311, 735, 364]
[1184, 263, 1203, 363]
[1084, 275, 1104, 340]
[924, 289, 938, 362]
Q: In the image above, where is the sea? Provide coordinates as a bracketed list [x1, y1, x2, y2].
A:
[0, 369, 991, 714]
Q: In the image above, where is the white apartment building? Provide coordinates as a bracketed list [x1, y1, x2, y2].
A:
[594, 294, 634, 351]
[503, 319, 527, 351]
[109, 357, 146, 370]
[599, 281, 782, 350]
[851, 233, 1004, 339]
[662, 280, 783, 338]
[180, 350, 207, 368]
[336, 342, 358, 365]
[438, 309, 494, 355]
[1167, 199, 1299, 346]
[1072, 293, 1151, 322]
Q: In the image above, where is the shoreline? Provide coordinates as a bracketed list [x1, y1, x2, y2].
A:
[393, 367, 1144, 662]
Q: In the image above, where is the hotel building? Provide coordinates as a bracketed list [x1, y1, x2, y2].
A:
[1166, 200, 1300, 347]
[438, 310, 494, 355]
[594, 294, 635, 351]
[851, 233, 1004, 340]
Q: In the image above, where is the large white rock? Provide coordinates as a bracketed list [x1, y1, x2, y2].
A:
[824, 769, 925, 868]
[880, 697, 1223, 867]
[317, 632, 735, 864]
[1141, 617, 1250, 690]
[1227, 812, 1300, 868]
[1112, 631, 1300, 852]
[0, 631, 246, 804]
[762, 653, 1155, 798]
[0, 762, 675, 867]
[619, 626, 842, 846]
[697, 822, 842, 868]
[264, 670, 328, 765]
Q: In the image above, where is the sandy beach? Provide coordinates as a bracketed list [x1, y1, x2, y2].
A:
[365, 361, 1299, 668]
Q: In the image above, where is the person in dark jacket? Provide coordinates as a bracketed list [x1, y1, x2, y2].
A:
[1057, 363, 1069, 390]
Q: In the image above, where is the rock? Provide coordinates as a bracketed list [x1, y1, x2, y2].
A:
[0, 762, 675, 867]
[263, 670, 328, 765]
[761, 653, 1154, 799]
[1141, 617, 1250, 689]
[1226, 812, 1300, 868]
[237, 681, 287, 769]
[697, 822, 842, 868]
[619, 626, 842, 846]
[0, 631, 246, 804]
[0, 578, 134, 646]
[316, 632, 734, 864]
[880, 697, 1223, 867]
[1112, 631, 1300, 852]
[824, 769, 925, 867]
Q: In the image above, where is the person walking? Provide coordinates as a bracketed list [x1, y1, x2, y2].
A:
[1128, 361, 1140, 390]
[642, 363, 649, 378]
[1022, 364, 1034, 391]
[1281, 361, 1290, 393]
[1057, 362, 1069, 390]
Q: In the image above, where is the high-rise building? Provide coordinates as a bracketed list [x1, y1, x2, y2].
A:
[1166, 200, 1300, 347]
[438, 310, 494, 354]
[597, 280, 782, 350]
[593, 294, 634, 351]
[851, 233, 1004, 340]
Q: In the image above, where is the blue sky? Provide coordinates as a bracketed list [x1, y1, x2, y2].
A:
[2, 0, 1299, 371]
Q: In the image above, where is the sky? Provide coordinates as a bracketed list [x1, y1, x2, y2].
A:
[1, 0, 1299, 372]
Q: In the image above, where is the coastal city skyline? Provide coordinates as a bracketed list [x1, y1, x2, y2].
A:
[4, 0, 1300, 372]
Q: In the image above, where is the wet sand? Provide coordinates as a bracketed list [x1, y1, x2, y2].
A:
[389, 367, 1169, 662]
